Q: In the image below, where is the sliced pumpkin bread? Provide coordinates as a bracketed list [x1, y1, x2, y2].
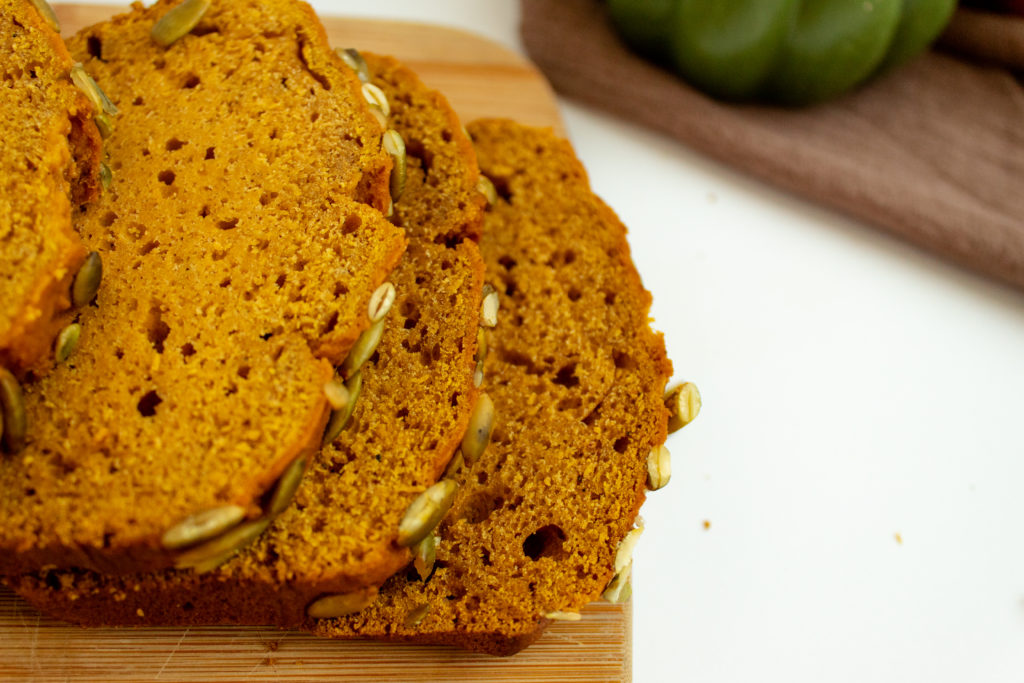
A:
[0, 0, 405, 575]
[307, 119, 673, 654]
[0, 0, 101, 382]
[9, 52, 487, 614]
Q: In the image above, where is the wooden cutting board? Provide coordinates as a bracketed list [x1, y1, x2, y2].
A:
[0, 5, 627, 682]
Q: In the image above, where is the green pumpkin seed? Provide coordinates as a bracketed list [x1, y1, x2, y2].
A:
[0, 368, 27, 454]
[323, 379, 349, 411]
[71, 251, 102, 308]
[476, 175, 497, 205]
[267, 457, 306, 517]
[99, 162, 112, 190]
[480, 284, 499, 328]
[29, 0, 59, 32]
[475, 327, 488, 362]
[70, 63, 118, 116]
[337, 47, 370, 83]
[404, 603, 430, 628]
[602, 563, 632, 604]
[94, 113, 114, 139]
[614, 524, 644, 575]
[54, 323, 82, 363]
[306, 588, 376, 618]
[665, 382, 701, 433]
[367, 105, 387, 129]
[361, 82, 390, 117]
[340, 318, 385, 379]
[151, 0, 211, 48]
[382, 129, 407, 201]
[646, 444, 671, 491]
[322, 371, 362, 446]
[397, 479, 458, 547]
[460, 392, 494, 464]
[161, 505, 246, 550]
[544, 611, 581, 622]
[367, 282, 396, 323]
[175, 518, 269, 572]
[472, 359, 484, 388]
[413, 533, 438, 581]
[442, 449, 464, 480]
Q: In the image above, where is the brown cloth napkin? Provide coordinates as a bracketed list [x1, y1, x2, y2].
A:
[521, 0, 1024, 292]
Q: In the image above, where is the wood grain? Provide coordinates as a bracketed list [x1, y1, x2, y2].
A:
[0, 6, 627, 682]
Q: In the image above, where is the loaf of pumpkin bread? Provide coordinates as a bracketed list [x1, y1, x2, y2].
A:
[0, 0, 406, 575]
[0, 0, 101, 384]
[10, 52, 488, 615]
[12, 120, 672, 656]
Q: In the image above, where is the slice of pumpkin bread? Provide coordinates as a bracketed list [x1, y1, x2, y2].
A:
[0, 0, 405, 575]
[305, 120, 674, 654]
[0, 0, 102, 382]
[10, 53, 488, 615]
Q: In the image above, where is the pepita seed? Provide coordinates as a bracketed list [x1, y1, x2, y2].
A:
[340, 318, 385, 379]
[404, 603, 430, 628]
[94, 113, 114, 139]
[413, 533, 438, 581]
[665, 382, 701, 433]
[476, 174, 497, 205]
[442, 449, 464, 480]
[29, 0, 59, 32]
[99, 162, 112, 190]
[55, 323, 82, 363]
[397, 479, 458, 547]
[544, 611, 581, 622]
[0, 368, 27, 454]
[475, 327, 488, 362]
[384, 196, 394, 218]
[646, 444, 671, 491]
[306, 588, 376, 618]
[367, 282, 396, 323]
[70, 63, 118, 116]
[71, 251, 102, 308]
[602, 562, 632, 603]
[460, 392, 494, 464]
[175, 518, 269, 571]
[480, 285, 499, 328]
[161, 504, 246, 550]
[361, 82, 390, 117]
[368, 105, 387, 129]
[337, 47, 370, 83]
[614, 523, 644, 575]
[323, 379, 349, 411]
[382, 129, 407, 201]
[151, 0, 211, 48]
[267, 456, 306, 517]
[322, 371, 362, 446]
[472, 360, 484, 388]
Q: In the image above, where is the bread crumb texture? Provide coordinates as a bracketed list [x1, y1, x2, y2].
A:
[11, 52, 485, 616]
[0, 0, 405, 575]
[0, 0, 101, 375]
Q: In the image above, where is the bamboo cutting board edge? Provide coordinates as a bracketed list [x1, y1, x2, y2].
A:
[0, 5, 628, 682]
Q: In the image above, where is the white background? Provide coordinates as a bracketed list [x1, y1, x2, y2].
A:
[66, 1, 1024, 680]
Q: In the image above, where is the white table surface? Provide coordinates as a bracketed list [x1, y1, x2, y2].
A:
[63, 2, 1024, 681]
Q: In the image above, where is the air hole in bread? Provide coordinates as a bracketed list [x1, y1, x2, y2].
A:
[180, 343, 196, 358]
[342, 214, 361, 234]
[552, 363, 578, 389]
[613, 436, 629, 454]
[136, 390, 162, 417]
[145, 307, 170, 353]
[165, 138, 186, 151]
[237, 365, 251, 380]
[567, 287, 581, 302]
[157, 170, 175, 185]
[217, 218, 239, 230]
[498, 255, 516, 270]
[461, 492, 503, 525]
[522, 524, 567, 561]
[613, 351, 636, 370]
[132, 95, 144, 106]
[139, 240, 159, 256]
[87, 36, 102, 60]
[204, 147, 215, 160]
[182, 73, 200, 89]
[100, 211, 117, 227]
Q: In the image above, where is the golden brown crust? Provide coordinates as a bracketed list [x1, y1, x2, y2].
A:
[0, 0, 101, 378]
[0, 0, 404, 575]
